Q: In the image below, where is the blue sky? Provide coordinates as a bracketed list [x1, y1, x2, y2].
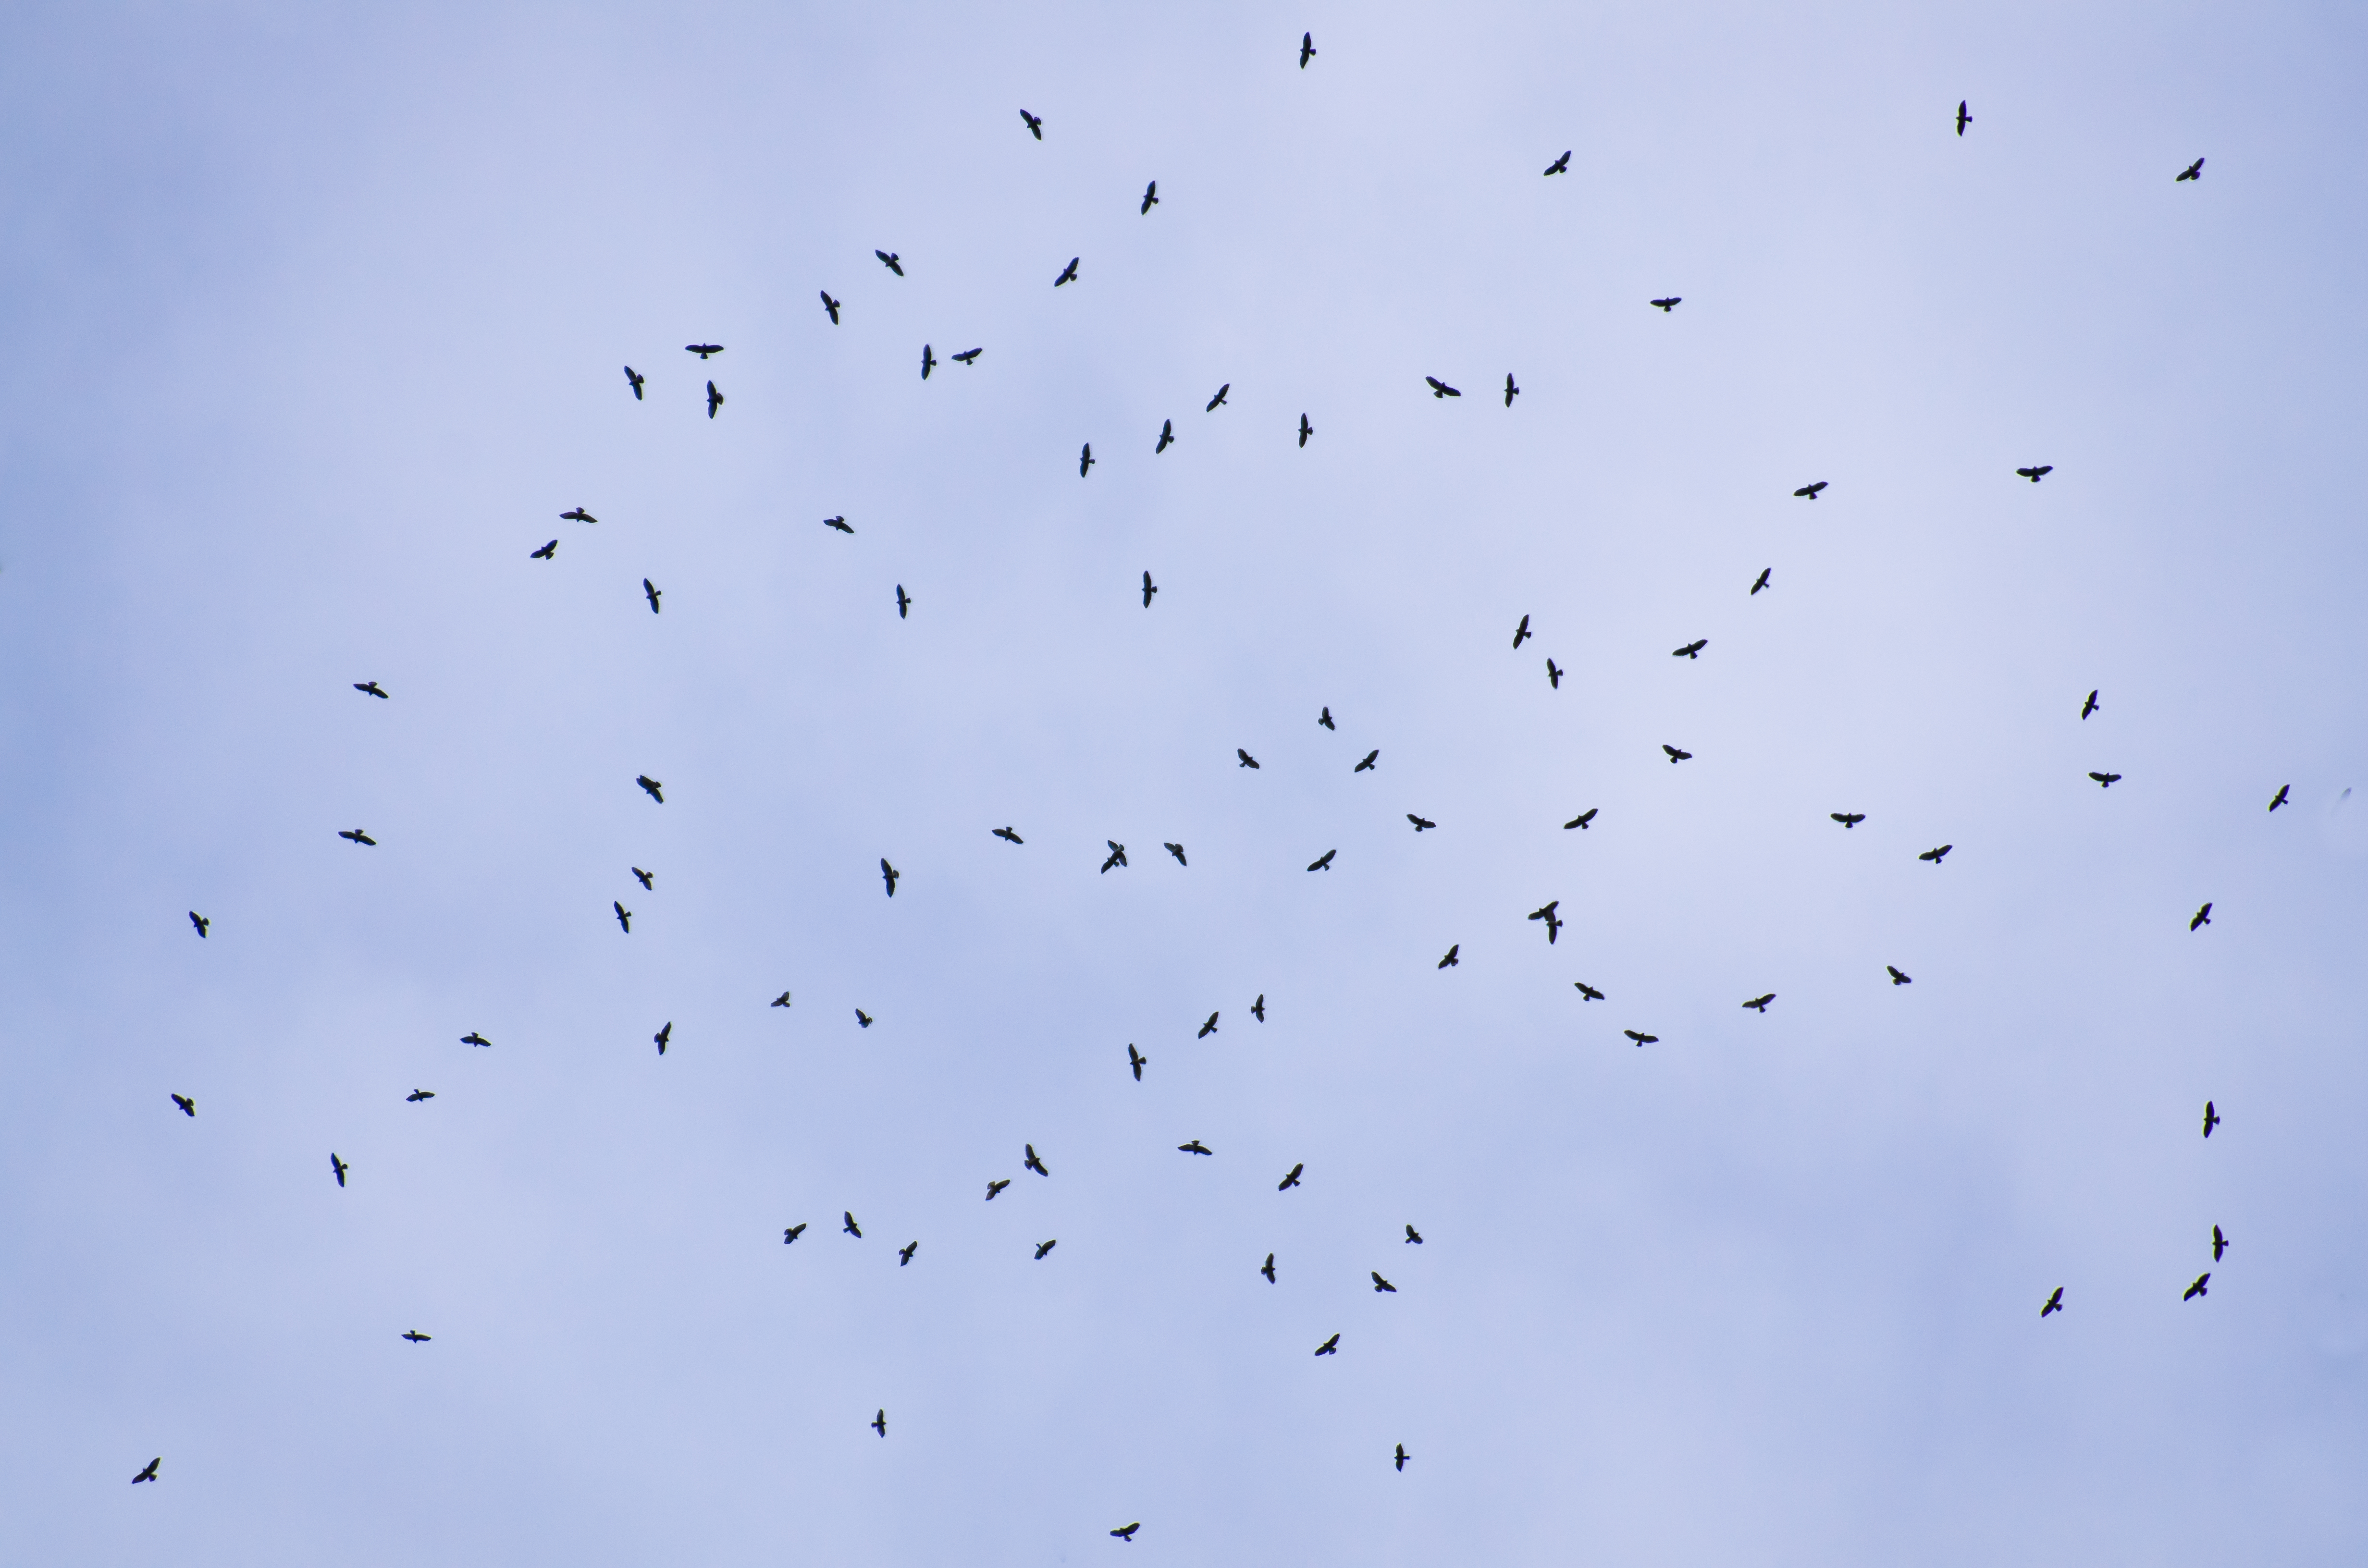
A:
[3, 2, 2365, 1563]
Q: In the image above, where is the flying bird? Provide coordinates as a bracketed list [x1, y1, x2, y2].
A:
[1371, 1272, 1396, 1293]
[1793, 481, 1827, 500]
[189, 911, 209, 937]
[771, 992, 792, 1008]
[1261, 1253, 1276, 1282]
[353, 680, 388, 698]
[872, 1409, 887, 1436]
[1575, 981, 1604, 1001]
[1307, 849, 1336, 871]
[1546, 659, 1563, 688]
[1513, 614, 1531, 648]
[1528, 901, 1561, 941]
[1742, 993, 1775, 1012]
[2203, 1101, 2220, 1137]
[2041, 1287, 2063, 1317]
[844, 1212, 863, 1237]
[1278, 1163, 1304, 1191]
[855, 1009, 873, 1028]
[819, 291, 840, 324]
[1079, 444, 1094, 477]
[1178, 1139, 1212, 1156]
[1544, 150, 1571, 175]
[1887, 966, 1912, 986]
[1405, 1225, 1423, 1244]
[637, 775, 664, 803]
[338, 829, 376, 845]
[1206, 384, 1229, 411]
[624, 367, 644, 399]
[2081, 689, 2099, 718]
[1956, 100, 1971, 135]
[1252, 995, 1265, 1021]
[2213, 1225, 2230, 1262]
[899, 1241, 917, 1266]
[1831, 812, 1864, 828]
[896, 584, 911, 619]
[1238, 748, 1259, 769]
[1128, 1044, 1147, 1080]
[1298, 413, 1313, 447]
[2190, 902, 2212, 931]
[402, 1330, 431, 1343]
[881, 859, 899, 896]
[1565, 808, 1597, 830]
[1140, 181, 1159, 214]
[1650, 296, 1681, 312]
[2016, 465, 2053, 482]
[653, 1021, 671, 1054]
[1112, 1524, 1140, 1542]
[1314, 1333, 1340, 1356]
[1505, 373, 1519, 405]
[783, 1223, 806, 1243]
[1751, 568, 1771, 594]
[951, 347, 982, 366]
[1919, 845, 1952, 864]
[876, 250, 903, 275]
[132, 1458, 160, 1484]
[561, 507, 596, 524]
[633, 867, 654, 889]
[1673, 639, 1707, 659]
[1054, 257, 1079, 286]
[685, 343, 722, 359]
[1020, 109, 1042, 139]
[1155, 419, 1173, 453]
[2269, 784, 2290, 811]
[987, 1178, 1010, 1200]
[1438, 944, 1459, 968]
[405, 1090, 434, 1102]
[461, 1032, 491, 1048]
[1198, 1012, 1219, 1038]
[1165, 842, 1186, 865]
[1406, 815, 1436, 833]
[1101, 841, 1127, 873]
[171, 1093, 194, 1116]
[1623, 1029, 1657, 1046]
[1425, 376, 1461, 399]
[1355, 750, 1378, 772]
[920, 344, 936, 379]
[1663, 745, 1692, 763]
[2183, 1273, 2210, 1300]
[1142, 571, 1158, 607]
[1025, 1144, 1049, 1176]
[2089, 772, 2121, 788]
[1319, 706, 1334, 729]
[1299, 31, 1315, 67]
[530, 539, 557, 559]
[1035, 1238, 1057, 1259]
[994, 826, 1024, 845]
[614, 902, 631, 933]
[331, 1152, 348, 1188]
[1395, 1443, 1411, 1470]
[705, 381, 723, 417]
[2176, 158, 2204, 182]
[643, 578, 662, 613]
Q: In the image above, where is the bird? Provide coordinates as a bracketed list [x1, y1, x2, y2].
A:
[993, 826, 1024, 845]
[1206, 383, 1229, 411]
[2176, 158, 2204, 182]
[653, 1021, 672, 1054]
[1545, 149, 1571, 175]
[1179, 1139, 1212, 1156]
[1155, 418, 1174, 453]
[2184, 1273, 2210, 1300]
[1140, 181, 1159, 215]
[353, 680, 388, 698]
[1956, 100, 1971, 135]
[1650, 296, 1681, 312]
[338, 829, 376, 845]
[530, 539, 557, 559]
[855, 1009, 876, 1028]
[633, 867, 654, 889]
[1425, 376, 1461, 399]
[1513, 614, 1531, 648]
[131, 1458, 160, 1484]
[899, 1241, 917, 1266]
[1919, 845, 1952, 864]
[1742, 993, 1775, 1012]
[1299, 31, 1315, 67]
[1198, 1012, 1219, 1038]
[461, 1032, 491, 1048]
[637, 775, 664, 804]
[2203, 1101, 2220, 1138]
[1054, 257, 1079, 286]
[1395, 1444, 1411, 1470]
[402, 1330, 431, 1343]
[1793, 481, 1827, 500]
[951, 347, 982, 366]
[783, 1223, 806, 1243]
[1165, 842, 1186, 865]
[2213, 1225, 2230, 1262]
[824, 514, 854, 534]
[896, 584, 911, 619]
[2190, 902, 2213, 931]
[1438, 944, 1459, 968]
[405, 1090, 434, 1102]
[1035, 1238, 1057, 1259]
[872, 1409, 887, 1436]
[1408, 815, 1436, 832]
[1831, 812, 1864, 828]
[1663, 745, 1692, 763]
[1887, 966, 1912, 986]
[2041, 1287, 2063, 1317]
[685, 343, 722, 359]
[1575, 981, 1605, 1001]
[1101, 841, 1127, 873]
[1371, 1272, 1396, 1293]
[1025, 1143, 1049, 1176]
[1623, 1029, 1657, 1046]
[920, 344, 936, 379]
[705, 381, 723, 418]
[643, 578, 662, 613]
[1079, 444, 1094, 477]
[1318, 706, 1334, 729]
[771, 992, 792, 1007]
[1112, 1524, 1140, 1543]
[1278, 1163, 1304, 1191]
[2016, 466, 2052, 482]
[1128, 1044, 1147, 1080]
[1298, 412, 1313, 447]
[1405, 1225, 1424, 1244]
[1314, 1333, 1340, 1356]
[1355, 749, 1378, 772]
[1020, 109, 1042, 139]
[844, 1212, 863, 1237]
[1751, 568, 1771, 595]
[170, 1093, 194, 1116]
[1260, 1253, 1276, 1282]
[1673, 639, 1707, 659]
[1546, 658, 1563, 688]
[189, 911, 209, 938]
[613, 902, 631, 933]
[2081, 689, 2099, 719]
[819, 291, 840, 324]
[1528, 901, 1561, 940]
[1238, 748, 1260, 769]
[881, 859, 899, 896]
[1142, 571, 1158, 607]
[987, 1178, 1011, 1200]
[1565, 808, 1597, 830]
[2089, 772, 2122, 788]
[876, 250, 903, 275]
[624, 366, 644, 398]
[1307, 849, 1336, 871]
[1505, 373, 1519, 405]
[1252, 995, 1265, 1021]
[2269, 784, 2290, 811]
[561, 507, 597, 523]
[331, 1152, 348, 1188]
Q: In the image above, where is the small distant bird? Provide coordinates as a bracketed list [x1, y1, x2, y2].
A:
[1355, 750, 1378, 772]
[1035, 1238, 1057, 1259]
[1140, 181, 1159, 215]
[1314, 1333, 1340, 1355]
[1832, 812, 1864, 828]
[653, 1021, 671, 1054]
[338, 829, 376, 845]
[2016, 466, 2052, 482]
[171, 1093, 194, 1116]
[1395, 1443, 1411, 1470]
[402, 1330, 431, 1343]
[1198, 1012, 1219, 1038]
[1142, 571, 1158, 607]
[1425, 376, 1461, 399]
[1575, 981, 1604, 1001]
[1207, 383, 1230, 411]
[896, 585, 911, 619]
[994, 826, 1024, 845]
[2190, 902, 2212, 931]
[1165, 842, 1186, 865]
[189, 911, 209, 937]
[331, 1152, 348, 1188]
[1742, 993, 1775, 1012]
[633, 867, 654, 889]
[354, 680, 388, 698]
[1251, 995, 1265, 1021]
[1408, 815, 1436, 832]
[1650, 296, 1681, 312]
[1919, 845, 1952, 864]
[881, 859, 899, 896]
[899, 1241, 917, 1266]
[561, 507, 596, 524]
[1101, 841, 1127, 873]
[637, 775, 664, 803]
[1238, 748, 1260, 769]
[1623, 1029, 1657, 1046]
[2269, 784, 2290, 811]
[1545, 149, 1571, 175]
[783, 1223, 806, 1243]
[951, 347, 981, 366]
[1887, 966, 1912, 986]
[1405, 1224, 1423, 1244]
[406, 1090, 434, 1102]
[1663, 745, 1692, 763]
[1025, 1143, 1050, 1176]
[1055, 257, 1079, 286]
[1673, 639, 1707, 659]
[1371, 1272, 1395, 1293]
[820, 291, 840, 324]
[686, 344, 722, 359]
[462, 1032, 491, 1048]
[1020, 109, 1042, 139]
[1439, 944, 1459, 968]
[1307, 849, 1336, 871]
[1179, 1139, 1212, 1156]
[2081, 689, 2099, 719]
[855, 1009, 873, 1028]
[1504, 373, 1519, 405]
[1299, 31, 1315, 67]
[1751, 568, 1771, 595]
[1112, 1523, 1140, 1542]
[1957, 100, 1971, 135]
[844, 1211, 863, 1237]
[705, 381, 723, 418]
[1793, 481, 1827, 500]
[1128, 1044, 1147, 1080]
[1278, 1163, 1304, 1191]
[1513, 614, 1531, 648]
[2041, 1287, 2063, 1317]
[614, 902, 631, 933]
[1261, 1253, 1276, 1282]
[1080, 444, 1094, 477]
[624, 366, 644, 398]
[1565, 808, 1597, 830]
[1318, 707, 1334, 729]
[643, 578, 662, 613]
[1155, 418, 1174, 453]
[531, 539, 557, 559]
[920, 344, 936, 379]
[132, 1458, 160, 1484]
[2089, 772, 2122, 788]
[2203, 1102, 2220, 1138]
[1546, 659, 1563, 688]
[876, 250, 903, 275]
[2183, 1273, 2210, 1300]
[1528, 901, 1561, 943]
[771, 992, 792, 1007]
[987, 1178, 1010, 1200]
[1298, 413, 1313, 447]
[872, 1409, 887, 1436]
[2176, 158, 2204, 182]
[2212, 1225, 2230, 1262]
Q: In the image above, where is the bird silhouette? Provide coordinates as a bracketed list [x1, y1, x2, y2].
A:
[1318, 706, 1335, 729]
[1919, 845, 1952, 864]
[2184, 1273, 2210, 1299]
[819, 291, 840, 324]
[1513, 614, 1531, 648]
[462, 1032, 491, 1048]
[1179, 1139, 1212, 1156]
[2089, 772, 2122, 788]
[1020, 109, 1042, 139]
[629, 867, 654, 891]
[1278, 1163, 1304, 1191]
[872, 1409, 887, 1435]
[1438, 944, 1459, 968]
[2016, 465, 2053, 482]
[881, 859, 899, 896]
[895, 584, 912, 620]
[653, 1021, 671, 1054]
[189, 910, 210, 937]
[1742, 993, 1775, 1012]
[876, 250, 903, 275]
[1128, 1044, 1147, 1080]
[844, 1211, 863, 1237]
[1528, 901, 1562, 943]
[2081, 689, 2099, 719]
[685, 344, 722, 359]
[2269, 784, 2290, 811]
[331, 1152, 348, 1188]
[1035, 1238, 1057, 1259]
[1650, 296, 1681, 311]
[1155, 418, 1174, 453]
[2212, 1225, 2230, 1262]
[637, 775, 664, 803]
[641, 578, 662, 614]
[1751, 568, 1771, 595]
[1054, 257, 1079, 286]
[1314, 1333, 1340, 1355]
[1793, 481, 1827, 500]
[1298, 412, 1313, 447]
[132, 1458, 160, 1484]
[1956, 100, 1971, 135]
[623, 367, 644, 399]
[1371, 1272, 1396, 1293]
[1395, 1443, 1411, 1470]
[353, 679, 388, 699]
[1547, 659, 1563, 688]
[1663, 745, 1692, 763]
[531, 539, 557, 559]
[1079, 444, 1094, 477]
[1887, 966, 1912, 986]
[2041, 1286, 2063, 1317]
[1140, 181, 1159, 214]
[1503, 373, 1520, 407]
[1112, 1524, 1140, 1542]
[1545, 149, 1571, 175]
[771, 992, 792, 1008]
[1252, 995, 1265, 1021]
[1623, 1029, 1657, 1046]
[783, 1223, 806, 1243]
[406, 1090, 434, 1102]
[1408, 815, 1436, 832]
[993, 826, 1024, 845]
[1206, 383, 1230, 411]
[1673, 639, 1707, 659]
[920, 344, 936, 379]
[1142, 571, 1158, 607]
[1307, 849, 1336, 871]
[2190, 902, 2213, 930]
[1564, 808, 1597, 830]
[1406, 1224, 1424, 1244]
[1831, 812, 1864, 828]
[1299, 31, 1315, 67]
[613, 902, 631, 933]
[402, 1330, 432, 1343]
[1238, 748, 1260, 769]
[560, 507, 597, 524]
[1425, 376, 1461, 399]
[986, 1178, 1011, 1201]
[1261, 1253, 1277, 1282]
[899, 1241, 917, 1266]
[1025, 1144, 1050, 1176]
[2203, 1101, 2220, 1137]
[1355, 750, 1379, 772]
[1574, 981, 1604, 1001]
[824, 515, 854, 534]
[705, 381, 723, 418]
[2176, 158, 2204, 182]
[1101, 841, 1128, 873]
[950, 347, 982, 366]
[338, 829, 376, 845]
[856, 1009, 873, 1028]
[1198, 1012, 1219, 1038]
[1165, 842, 1186, 865]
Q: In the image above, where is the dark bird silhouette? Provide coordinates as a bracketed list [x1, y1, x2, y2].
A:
[1307, 849, 1336, 871]
[1575, 981, 1604, 1001]
[531, 539, 558, 560]
[1395, 1443, 1411, 1470]
[685, 344, 722, 359]
[338, 829, 376, 845]
[1252, 994, 1265, 1021]
[1034, 1238, 1056, 1259]
[189, 911, 209, 937]
[1546, 659, 1563, 688]
[1165, 842, 1186, 865]
[1140, 181, 1159, 214]
[2016, 465, 2052, 482]
[2081, 689, 2099, 719]
[855, 1009, 873, 1028]
[2176, 158, 2204, 182]
[1528, 901, 1561, 943]
[844, 1211, 863, 1237]
[1025, 1143, 1049, 1176]
[633, 867, 654, 890]
[1206, 383, 1229, 411]
[1261, 1253, 1276, 1282]
[1957, 100, 1971, 135]
[1128, 1043, 1147, 1080]
[354, 680, 388, 698]
[1371, 1272, 1395, 1293]
[1237, 748, 1259, 769]
[2203, 1101, 2220, 1137]
[1299, 31, 1315, 67]
[1425, 376, 1461, 399]
[1673, 639, 1707, 659]
[1199, 1012, 1219, 1038]
[1919, 845, 1952, 864]
[872, 1409, 887, 1436]
[1513, 614, 1531, 648]
[920, 344, 936, 379]
[876, 250, 903, 275]
[784, 1223, 806, 1243]
[2213, 1225, 2230, 1262]
[771, 992, 792, 1007]
[1743, 993, 1775, 1013]
[1101, 841, 1127, 873]
[1355, 750, 1378, 772]
[1298, 412, 1313, 447]
[561, 507, 597, 524]
[1020, 109, 1042, 139]
[1545, 150, 1571, 175]
[1505, 373, 1519, 405]
[1178, 1139, 1212, 1156]
[1314, 1333, 1339, 1355]
[1142, 571, 1158, 607]
[881, 859, 899, 896]
[951, 347, 982, 366]
[1439, 944, 1459, 968]
[1155, 418, 1174, 453]
[331, 1152, 348, 1188]
[994, 826, 1024, 845]
[1406, 1224, 1423, 1244]
[1112, 1524, 1140, 1542]
[132, 1458, 159, 1484]
[2089, 772, 2122, 788]
[896, 584, 912, 619]
[1663, 745, 1692, 763]
[643, 578, 662, 614]
[899, 1241, 917, 1266]
[1887, 966, 1912, 986]
[1623, 1029, 1657, 1046]
[462, 1032, 491, 1048]
[614, 902, 631, 933]
[1079, 444, 1094, 477]
[171, 1093, 194, 1116]
[1793, 481, 1827, 500]
[624, 366, 644, 398]
[2041, 1287, 2063, 1317]
[1565, 808, 1597, 830]
[406, 1090, 434, 1102]
[1319, 706, 1335, 729]
[824, 514, 854, 534]
[1409, 814, 1436, 832]
[402, 1330, 431, 1342]
[637, 775, 664, 803]
[2190, 902, 2213, 931]
[705, 381, 723, 418]
[653, 1021, 672, 1054]
[2184, 1273, 2210, 1300]
[820, 291, 840, 324]
[1832, 812, 1864, 828]
[1055, 257, 1079, 287]
[1278, 1163, 1304, 1191]
[2269, 784, 2290, 811]
[987, 1178, 1010, 1200]
[1650, 296, 1681, 312]
[1751, 568, 1771, 595]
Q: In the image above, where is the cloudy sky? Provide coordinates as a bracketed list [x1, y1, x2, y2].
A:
[3, 1, 2365, 1563]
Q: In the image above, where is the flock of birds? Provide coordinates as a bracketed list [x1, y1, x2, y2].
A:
[131, 40, 2259, 1541]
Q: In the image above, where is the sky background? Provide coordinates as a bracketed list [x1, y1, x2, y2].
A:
[3, 1, 2365, 1563]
